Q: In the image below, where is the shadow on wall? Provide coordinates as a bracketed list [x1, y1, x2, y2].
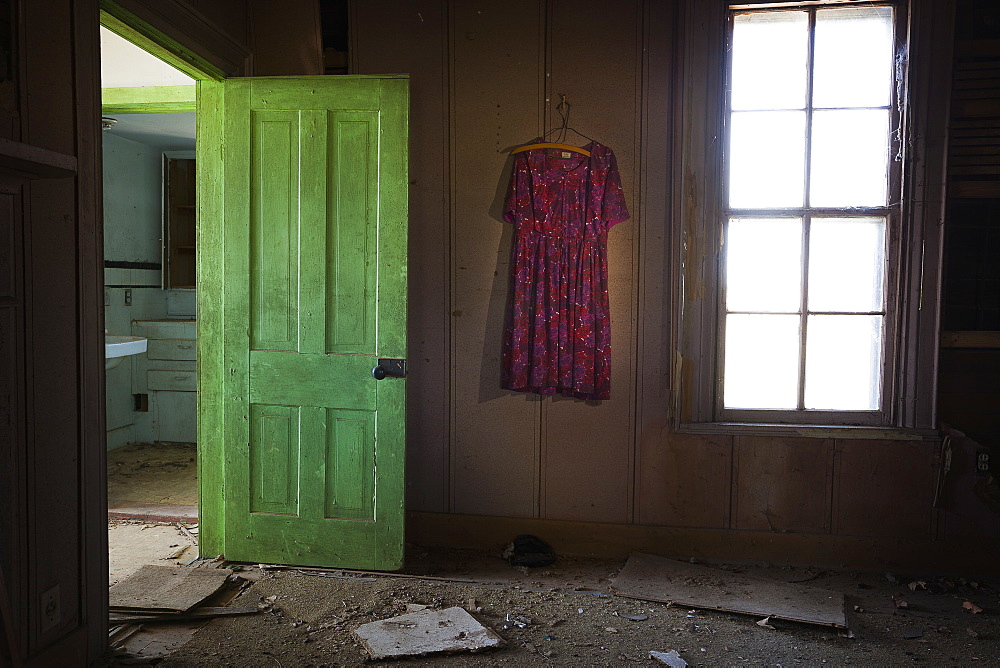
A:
[478, 152, 518, 403]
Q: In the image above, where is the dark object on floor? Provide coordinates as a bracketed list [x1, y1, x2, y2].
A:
[504, 535, 556, 568]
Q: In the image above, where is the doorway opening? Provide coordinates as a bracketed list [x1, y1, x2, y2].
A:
[100, 22, 202, 571]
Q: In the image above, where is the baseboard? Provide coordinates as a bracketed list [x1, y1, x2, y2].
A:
[108, 503, 197, 523]
[406, 511, 999, 575]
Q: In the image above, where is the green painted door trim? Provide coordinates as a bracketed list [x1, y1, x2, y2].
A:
[102, 85, 197, 114]
[100, 4, 227, 81]
[196, 78, 225, 557]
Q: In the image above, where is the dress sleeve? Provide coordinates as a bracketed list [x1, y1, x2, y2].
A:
[503, 154, 526, 224]
[601, 149, 629, 228]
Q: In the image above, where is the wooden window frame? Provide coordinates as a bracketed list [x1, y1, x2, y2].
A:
[673, 0, 954, 435]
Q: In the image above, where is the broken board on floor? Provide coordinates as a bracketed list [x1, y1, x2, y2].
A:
[109, 565, 232, 613]
[611, 552, 847, 628]
[353, 606, 504, 659]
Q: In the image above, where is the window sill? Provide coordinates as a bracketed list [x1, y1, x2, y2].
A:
[677, 422, 940, 441]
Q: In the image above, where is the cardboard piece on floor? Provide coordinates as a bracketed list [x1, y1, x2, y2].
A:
[108, 523, 197, 586]
[109, 606, 260, 625]
[611, 553, 847, 628]
[113, 568, 245, 660]
[353, 606, 504, 659]
[109, 565, 232, 612]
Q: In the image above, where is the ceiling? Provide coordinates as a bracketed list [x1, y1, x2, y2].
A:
[102, 112, 196, 151]
[100, 26, 196, 151]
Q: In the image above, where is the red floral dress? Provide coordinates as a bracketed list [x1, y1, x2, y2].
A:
[502, 142, 629, 400]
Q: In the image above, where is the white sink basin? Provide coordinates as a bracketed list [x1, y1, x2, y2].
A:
[105, 335, 147, 370]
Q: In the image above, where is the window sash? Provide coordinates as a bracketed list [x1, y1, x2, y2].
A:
[674, 0, 949, 432]
[715, 1, 905, 426]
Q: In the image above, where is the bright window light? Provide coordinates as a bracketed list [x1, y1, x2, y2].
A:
[722, 4, 895, 417]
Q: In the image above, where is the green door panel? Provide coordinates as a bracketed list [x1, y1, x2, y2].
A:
[197, 75, 408, 570]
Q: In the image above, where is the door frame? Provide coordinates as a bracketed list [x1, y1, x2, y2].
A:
[99, 6, 229, 554]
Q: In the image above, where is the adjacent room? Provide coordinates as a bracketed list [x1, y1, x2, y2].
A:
[2, 0, 999, 665]
[101, 25, 199, 523]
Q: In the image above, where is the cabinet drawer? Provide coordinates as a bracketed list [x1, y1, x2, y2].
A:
[147, 369, 197, 392]
[132, 319, 196, 340]
[147, 339, 197, 361]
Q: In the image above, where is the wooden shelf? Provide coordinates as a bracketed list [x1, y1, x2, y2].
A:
[0, 138, 77, 181]
[164, 157, 196, 290]
[940, 331, 1000, 349]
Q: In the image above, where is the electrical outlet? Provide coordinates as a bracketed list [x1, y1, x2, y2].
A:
[104, 289, 111, 307]
[976, 449, 991, 475]
[124, 288, 132, 306]
[40, 585, 60, 633]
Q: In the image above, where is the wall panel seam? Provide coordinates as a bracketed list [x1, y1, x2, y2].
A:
[446, 0, 458, 515]
[537, 0, 550, 521]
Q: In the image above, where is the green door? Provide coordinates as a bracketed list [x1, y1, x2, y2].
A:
[197, 75, 408, 570]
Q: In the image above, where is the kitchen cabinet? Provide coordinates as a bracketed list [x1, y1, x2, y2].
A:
[163, 153, 196, 289]
[132, 319, 196, 443]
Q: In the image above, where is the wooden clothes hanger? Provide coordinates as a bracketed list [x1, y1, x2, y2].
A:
[511, 95, 596, 157]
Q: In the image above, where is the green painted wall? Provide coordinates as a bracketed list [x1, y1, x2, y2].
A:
[103, 131, 168, 450]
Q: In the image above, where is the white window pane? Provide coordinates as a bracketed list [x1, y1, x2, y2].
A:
[726, 217, 802, 312]
[730, 111, 806, 208]
[813, 7, 894, 109]
[804, 315, 882, 410]
[809, 110, 889, 207]
[808, 218, 886, 312]
[724, 314, 800, 409]
[732, 11, 808, 111]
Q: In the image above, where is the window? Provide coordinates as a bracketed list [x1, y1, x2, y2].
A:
[675, 0, 950, 432]
[722, 5, 897, 424]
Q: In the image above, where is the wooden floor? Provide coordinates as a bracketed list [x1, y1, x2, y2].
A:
[107, 442, 198, 522]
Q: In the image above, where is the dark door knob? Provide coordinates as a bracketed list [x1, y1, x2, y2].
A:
[372, 358, 406, 380]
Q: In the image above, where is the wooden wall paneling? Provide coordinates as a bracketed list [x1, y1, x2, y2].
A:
[0, 188, 23, 661]
[409, 510, 998, 572]
[732, 436, 833, 534]
[636, 432, 733, 528]
[72, 0, 109, 659]
[190, 0, 249, 49]
[351, 1, 451, 513]
[936, 431, 1000, 541]
[21, 0, 83, 656]
[449, 0, 544, 517]
[634, 0, 676, 517]
[0, 0, 19, 142]
[938, 349, 1000, 444]
[832, 439, 938, 539]
[539, 0, 641, 524]
[248, 0, 322, 75]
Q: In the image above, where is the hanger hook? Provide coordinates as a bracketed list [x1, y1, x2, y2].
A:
[556, 94, 570, 142]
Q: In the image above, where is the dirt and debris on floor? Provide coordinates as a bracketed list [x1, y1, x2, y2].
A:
[108, 442, 198, 506]
[108, 442, 198, 522]
[109, 521, 198, 585]
[97, 544, 999, 666]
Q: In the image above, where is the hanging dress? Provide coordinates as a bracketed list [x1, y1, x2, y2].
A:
[501, 141, 629, 400]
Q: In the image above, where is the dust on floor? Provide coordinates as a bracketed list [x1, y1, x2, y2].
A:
[109, 521, 198, 585]
[108, 442, 198, 507]
[122, 549, 999, 666]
